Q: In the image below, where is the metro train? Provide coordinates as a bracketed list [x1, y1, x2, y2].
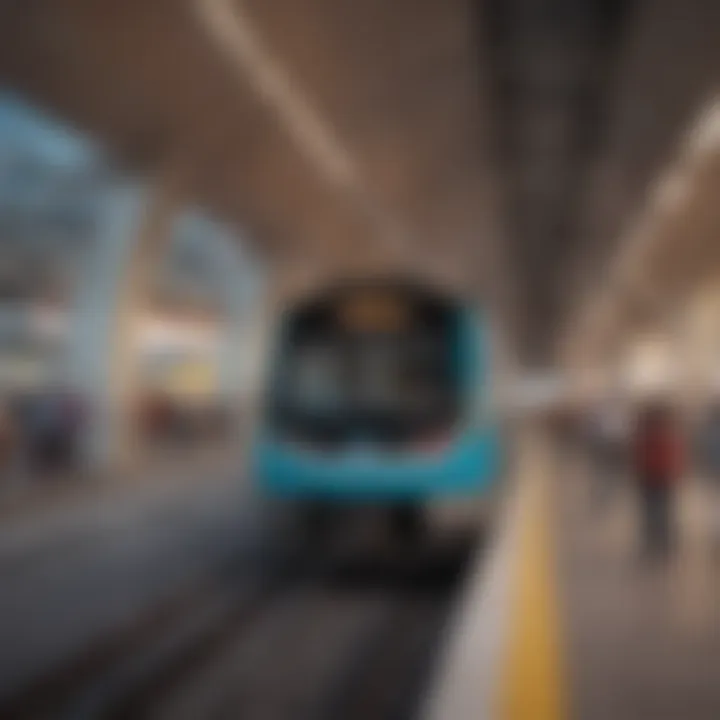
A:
[252, 277, 505, 546]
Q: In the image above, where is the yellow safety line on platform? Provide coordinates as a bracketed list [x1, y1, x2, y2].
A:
[499, 445, 566, 720]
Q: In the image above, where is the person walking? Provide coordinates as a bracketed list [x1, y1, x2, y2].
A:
[588, 400, 628, 510]
[632, 401, 684, 561]
[0, 400, 17, 483]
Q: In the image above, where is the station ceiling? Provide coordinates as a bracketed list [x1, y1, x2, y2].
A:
[0, 0, 719, 361]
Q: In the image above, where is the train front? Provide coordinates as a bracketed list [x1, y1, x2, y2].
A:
[252, 280, 503, 540]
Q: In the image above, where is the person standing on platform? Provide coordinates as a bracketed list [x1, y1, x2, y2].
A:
[0, 400, 17, 482]
[632, 401, 684, 561]
[588, 399, 628, 509]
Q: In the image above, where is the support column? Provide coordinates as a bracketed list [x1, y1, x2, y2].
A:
[215, 233, 266, 436]
[66, 174, 180, 471]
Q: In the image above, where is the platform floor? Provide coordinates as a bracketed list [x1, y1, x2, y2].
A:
[556, 448, 720, 720]
[0, 455, 251, 698]
[426, 434, 720, 720]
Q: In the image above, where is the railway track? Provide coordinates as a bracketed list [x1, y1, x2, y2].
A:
[0, 538, 475, 720]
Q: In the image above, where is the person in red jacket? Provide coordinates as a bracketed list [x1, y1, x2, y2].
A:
[633, 401, 684, 560]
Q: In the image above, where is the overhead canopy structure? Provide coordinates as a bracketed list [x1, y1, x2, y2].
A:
[1, 0, 719, 362]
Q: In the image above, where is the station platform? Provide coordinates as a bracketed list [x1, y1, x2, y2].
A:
[0, 443, 240, 536]
[427, 433, 720, 720]
[0, 450, 252, 698]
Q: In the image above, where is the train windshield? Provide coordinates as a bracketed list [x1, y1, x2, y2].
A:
[269, 287, 462, 446]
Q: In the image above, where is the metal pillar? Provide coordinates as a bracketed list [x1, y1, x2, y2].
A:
[214, 232, 265, 435]
[66, 176, 179, 470]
